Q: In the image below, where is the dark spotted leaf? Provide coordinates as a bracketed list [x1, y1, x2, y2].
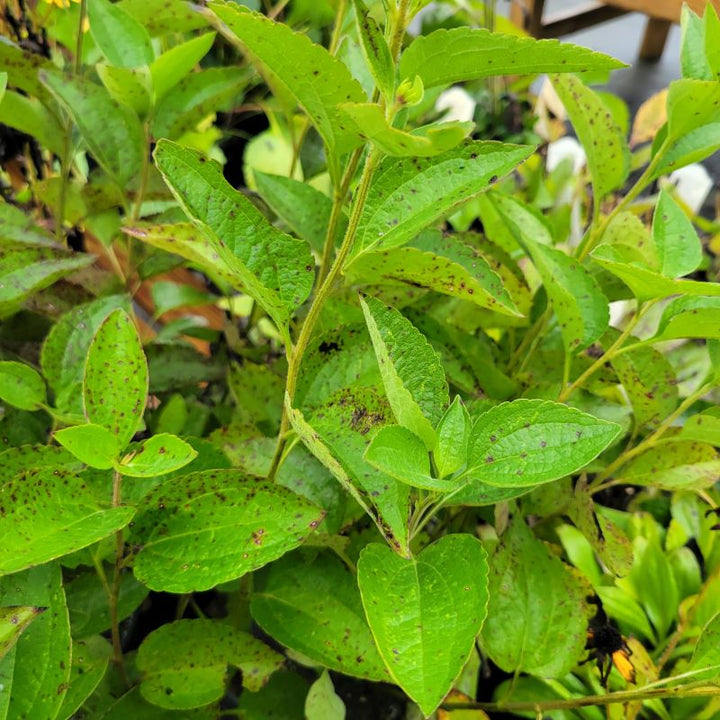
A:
[345, 230, 521, 317]
[130, 470, 324, 592]
[209, 2, 366, 165]
[154, 140, 314, 335]
[352, 141, 534, 255]
[0, 606, 44, 662]
[551, 73, 630, 200]
[0, 467, 135, 575]
[83, 309, 148, 449]
[361, 295, 448, 449]
[117, 434, 198, 477]
[465, 399, 621, 488]
[399, 28, 623, 89]
[617, 440, 720, 490]
[0, 564, 70, 719]
[137, 619, 283, 709]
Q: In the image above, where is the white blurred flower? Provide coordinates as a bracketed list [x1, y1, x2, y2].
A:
[667, 164, 713, 215]
[435, 86, 476, 123]
[546, 136, 587, 174]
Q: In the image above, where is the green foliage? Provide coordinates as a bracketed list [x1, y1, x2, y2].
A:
[1, 0, 720, 717]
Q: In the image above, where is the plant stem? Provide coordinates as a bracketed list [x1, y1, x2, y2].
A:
[441, 684, 720, 714]
[317, 146, 363, 285]
[558, 303, 650, 402]
[268, 149, 381, 479]
[268, 0, 412, 480]
[110, 469, 129, 687]
[55, 0, 88, 245]
[576, 140, 670, 261]
[592, 381, 712, 489]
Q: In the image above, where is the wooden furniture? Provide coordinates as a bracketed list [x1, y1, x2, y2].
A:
[510, 0, 720, 60]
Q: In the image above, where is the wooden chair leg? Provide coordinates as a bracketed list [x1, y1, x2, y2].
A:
[639, 18, 672, 61]
[510, 0, 546, 36]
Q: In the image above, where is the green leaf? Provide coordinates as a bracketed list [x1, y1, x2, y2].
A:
[84, 309, 148, 449]
[125, 223, 241, 290]
[42, 72, 144, 186]
[652, 190, 702, 278]
[480, 518, 591, 677]
[567, 480, 633, 577]
[0, 564, 70, 720]
[360, 295, 448, 448]
[358, 535, 489, 716]
[0, 361, 45, 411]
[254, 172, 345, 254]
[352, 0, 394, 98]
[603, 210, 656, 267]
[345, 230, 521, 317]
[339, 102, 472, 156]
[209, 2, 366, 165]
[57, 637, 112, 720]
[251, 552, 388, 681]
[137, 619, 283, 709]
[687, 611, 720, 681]
[118, 0, 206, 34]
[551, 74, 630, 200]
[528, 241, 609, 353]
[153, 66, 248, 140]
[0, 606, 44, 661]
[435, 396, 471, 478]
[652, 295, 720, 341]
[54, 423, 122, 469]
[118, 434, 198, 477]
[399, 27, 623, 89]
[629, 537, 678, 640]
[0, 90, 65, 155]
[150, 32, 216, 101]
[0, 38, 54, 104]
[466, 399, 621, 488]
[88, 0, 154, 68]
[97, 64, 151, 116]
[652, 121, 720, 178]
[0, 467, 135, 575]
[353, 141, 534, 255]
[0, 71, 4, 102]
[130, 469, 324, 592]
[151, 281, 213, 317]
[617, 440, 720, 490]
[705, 4, 720, 78]
[680, 410, 720, 446]
[591, 244, 720, 301]
[666, 79, 720, 142]
[0, 244, 94, 319]
[606, 335, 678, 429]
[41, 294, 130, 414]
[290, 388, 411, 556]
[365, 425, 451, 491]
[681, 5, 713, 80]
[154, 140, 314, 334]
[306, 671, 346, 720]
